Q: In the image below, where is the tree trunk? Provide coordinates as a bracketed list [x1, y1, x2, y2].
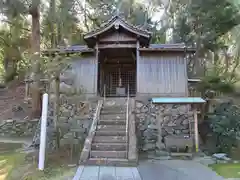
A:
[50, 0, 56, 48]
[29, 4, 41, 119]
[50, 0, 60, 149]
[54, 76, 60, 149]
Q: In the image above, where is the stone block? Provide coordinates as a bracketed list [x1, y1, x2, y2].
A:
[58, 122, 70, 128]
[142, 143, 156, 151]
[61, 110, 71, 117]
[5, 119, 14, 123]
[59, 117, 68, 123]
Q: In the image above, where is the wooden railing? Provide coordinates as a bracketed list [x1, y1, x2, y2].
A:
[127, 98, 137, 163]
[79, 100, 103, 164]
[103, 84, 106, 104]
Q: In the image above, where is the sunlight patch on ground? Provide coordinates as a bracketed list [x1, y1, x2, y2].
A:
[210, 163, 240, 178]
[0, 142, 78, 180]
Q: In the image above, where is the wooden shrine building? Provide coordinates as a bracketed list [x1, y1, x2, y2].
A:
[45, 15, 195, 98]
[40, 16, 206, 163]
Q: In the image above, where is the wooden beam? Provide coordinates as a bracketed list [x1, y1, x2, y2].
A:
[194, 105, 199, 153]
[98, 44, 136, 49]
[95, 42, 99, 95]
[139, 48, 195, 52]
[136, 41, 140, 94]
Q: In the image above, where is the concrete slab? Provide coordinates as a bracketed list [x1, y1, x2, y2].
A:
[73, 166, 141, 180]
[99, 166, 115, 180]
[138, 159, 224, 180]
[72, 160, 225, 180]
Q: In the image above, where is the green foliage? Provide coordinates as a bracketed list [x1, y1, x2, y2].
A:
[43, 54, 71, 78]
[4, 71, 17, 83]
[197, 74, 235, 96]
[173, 0, 240, 51]
[0, 15, 30, 82]
[207, 102, 240, 153]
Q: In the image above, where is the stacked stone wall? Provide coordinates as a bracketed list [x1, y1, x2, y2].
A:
[135, 100, 194, 152]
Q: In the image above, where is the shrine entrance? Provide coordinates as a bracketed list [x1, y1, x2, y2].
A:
[98, 48, 136, 97]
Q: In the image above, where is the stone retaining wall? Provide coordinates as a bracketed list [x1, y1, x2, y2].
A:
[0, 119, 38, 137]
[135, 100, 194, 152]
[31, 70, 97, 149]
[31, 94, 97, 149]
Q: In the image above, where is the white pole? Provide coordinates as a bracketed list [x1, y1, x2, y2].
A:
[38, 93, 48, 170]
[194, 107, 199, 153]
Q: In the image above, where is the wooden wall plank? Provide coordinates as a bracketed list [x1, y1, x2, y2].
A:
[137, 53, 188, 96]
[64, 55, 97, 95]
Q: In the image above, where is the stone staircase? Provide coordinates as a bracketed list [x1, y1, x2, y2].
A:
[80, 98, 137, 166]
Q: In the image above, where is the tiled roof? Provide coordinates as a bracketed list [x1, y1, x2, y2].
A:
[42, 45, 93, 54]
[43, 44, 195, 54]
[59, 45, 92, 52]
[141, 43, 196, 52]
[84, 15, 152, 39]
[149, 43, 186, 49]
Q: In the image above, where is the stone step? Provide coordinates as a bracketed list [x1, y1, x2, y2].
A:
[90, 150, 127, 158]
[100, 115, 126, 121]
[83, 158, 137, 167]
[101, 110, 126, 114]
[95, 130, 126, 136]
[102, 106, 126, 110]
[92, 143, 127, 151]
[100, 114, 126, 121]
[102, 105, 126, 109]
[103, 99, 127, 106]
[98, 119, 126, 125]
[93, 136, 127, 143]
[97, 125, 126, 131]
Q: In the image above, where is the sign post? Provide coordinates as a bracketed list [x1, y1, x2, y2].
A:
[38, 93, 48, 170]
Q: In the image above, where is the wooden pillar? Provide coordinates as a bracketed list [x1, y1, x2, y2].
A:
[95, 42, 99, 96]
[194, 104, 199, 152]
[136, 40, 140, 95]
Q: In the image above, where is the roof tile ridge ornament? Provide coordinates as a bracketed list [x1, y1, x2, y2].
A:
[114, 20, 120, 30]
[84, 14, 152, 40]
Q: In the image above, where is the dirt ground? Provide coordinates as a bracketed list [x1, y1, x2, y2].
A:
[0, 142, 78, 180]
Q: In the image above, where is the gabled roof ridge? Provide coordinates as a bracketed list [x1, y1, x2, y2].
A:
[84, 15, 152, 39]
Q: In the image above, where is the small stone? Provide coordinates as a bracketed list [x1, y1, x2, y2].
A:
[140, 106, 149, 113]
[136, 102, 143, 109]
[182, 119, 189, 125]
[212, 153, 227, 160]
[68, 164, 77, 167]
[5, 119, 14, 123]
[148, 124, 158, 130]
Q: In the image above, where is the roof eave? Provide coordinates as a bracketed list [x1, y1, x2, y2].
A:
[84, 16, 152, 41]
[42, 48, 94, 55]
[139, 48, 196, 52]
